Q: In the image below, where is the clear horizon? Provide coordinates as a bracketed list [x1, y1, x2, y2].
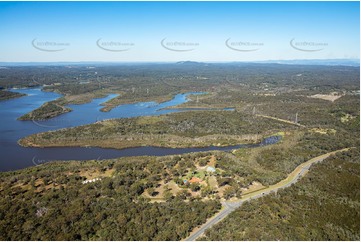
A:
[0, 1, 359, 62]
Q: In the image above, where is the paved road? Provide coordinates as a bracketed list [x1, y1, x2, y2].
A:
[185, 148, 349, 241]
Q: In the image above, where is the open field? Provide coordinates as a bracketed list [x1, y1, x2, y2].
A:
[309, 93, 343, 102]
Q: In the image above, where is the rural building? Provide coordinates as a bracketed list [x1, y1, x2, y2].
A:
[189, 177, 202, 183]
[206, 166, 216, 173]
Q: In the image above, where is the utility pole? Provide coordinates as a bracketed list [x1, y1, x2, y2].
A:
[97, 75, 101, 89]
[252, 106, 256, 116]
[295, 112, 298, 124]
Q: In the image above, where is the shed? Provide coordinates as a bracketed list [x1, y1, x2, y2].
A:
[206, 166, 216, 173]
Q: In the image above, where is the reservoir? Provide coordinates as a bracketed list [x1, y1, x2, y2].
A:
[0, 88, 280, 172]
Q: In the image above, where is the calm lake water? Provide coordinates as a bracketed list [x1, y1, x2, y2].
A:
[0, 88, 280, 172]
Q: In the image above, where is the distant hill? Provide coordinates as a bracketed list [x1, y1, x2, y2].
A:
[0, 59, 358, 67]
[253, 59, 360, 66]
[176, 61, 206, 65]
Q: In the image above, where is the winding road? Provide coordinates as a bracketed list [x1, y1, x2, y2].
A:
[185, 148, 350, 241]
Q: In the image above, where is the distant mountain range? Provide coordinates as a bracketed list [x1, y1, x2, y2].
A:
[176, 59, 360, 67]
[0, 59, 359, 67]
[252, 59, 360, 66]
[176, 61, 206, 65]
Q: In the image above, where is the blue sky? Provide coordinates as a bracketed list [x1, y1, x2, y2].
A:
[0, 1, 359, 62]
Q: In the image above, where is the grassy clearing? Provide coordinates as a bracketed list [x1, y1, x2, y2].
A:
[341, 113, 356, 123]
[309, 93, 343, 102]
[310, 128, 337, 134]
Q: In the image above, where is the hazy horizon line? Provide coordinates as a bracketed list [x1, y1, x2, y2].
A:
[0, 58, 359, 64]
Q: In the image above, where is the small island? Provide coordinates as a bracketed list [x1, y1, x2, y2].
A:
[18, 100, 71, 121]
[0, 90, 26, 101]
